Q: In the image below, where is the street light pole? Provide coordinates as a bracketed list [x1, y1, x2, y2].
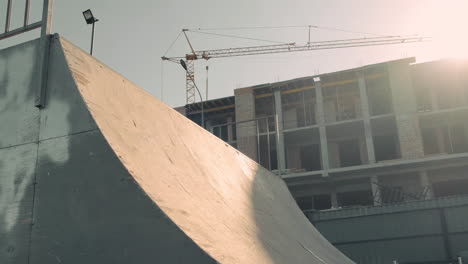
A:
[82, 9, 98, 55]
[180, 59, 204, 128]
[90, 20, 96, 55]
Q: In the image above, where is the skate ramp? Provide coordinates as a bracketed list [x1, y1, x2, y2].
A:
[61, 38, 354, 264]
[0, 35, 354, 263]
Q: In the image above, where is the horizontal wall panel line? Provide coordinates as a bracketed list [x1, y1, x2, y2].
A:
[331, 230, 468, 246]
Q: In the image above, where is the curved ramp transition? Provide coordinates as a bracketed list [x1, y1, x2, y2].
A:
[0, 35, 354, 264]
[61, 38, 354, 264]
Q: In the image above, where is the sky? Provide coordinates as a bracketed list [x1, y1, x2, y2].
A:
[1, 0, 468, 107]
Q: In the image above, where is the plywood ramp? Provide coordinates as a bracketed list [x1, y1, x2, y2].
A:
[60, 37, 354, 264]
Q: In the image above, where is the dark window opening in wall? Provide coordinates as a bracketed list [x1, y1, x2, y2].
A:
[450, 124, 468, 153]
[436, 89, 450, 110]
[422, 128, 440, 155]
[270, 148, 278, 171]
[435, 85, 465, 110]
[213, 126, 228, 142]
[259, 135, 277, 171]
[304, 90, 316, 125]
[433, 178, 468, 197]
[323, 84, 360, 123]
[380, 186, 406, 204]
[422, 124, 468, 155]
[314, 194, 332, 210]
[282, 90, 316, 129]
[337, 190, 373, 207]
[414, 86, 433, 112]
[338, 140, 361, 167]
[295, 196, 313, 211]
[300, 144, 322, 171]
[366, 76, 393, 115]
[255, 96, 276, 133]
[232, 125, 237, 141]
[374, 135, 399, 161]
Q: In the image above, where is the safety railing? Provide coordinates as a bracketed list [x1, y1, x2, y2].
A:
[1, 0, 52, 41]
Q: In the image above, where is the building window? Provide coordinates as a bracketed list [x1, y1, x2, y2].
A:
[366, 75, 393, 116]
[281, 90, 316, 129]
[295, 194, 332, 211]
[255, 96, 276, 132]
[380, 186, 406, 204]
[422, 124, 468, 155]
[338, 139, 362, 167]
[323, 83, 361, 123]
[450, 124, 468, 153]
[433, 179, 468, 197]
[314, 194, 332, 210]
[295, 196, 313, 211]
[414, 86, 433, 112]
[422, 128, 440, 155]
[337, 190, 373, 207]
[374, 135, 399, 161]
[300, 144, 322, 171]
[259, 135, 277, 170]
[212, 126, 228, 141]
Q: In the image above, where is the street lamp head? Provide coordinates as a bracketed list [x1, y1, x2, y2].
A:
[180, 59, 188, 71]
[82, 9, 98, 24]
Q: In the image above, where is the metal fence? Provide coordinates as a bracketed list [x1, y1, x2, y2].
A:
[1, 0, 52, 41]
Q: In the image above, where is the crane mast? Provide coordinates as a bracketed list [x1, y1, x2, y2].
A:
[162, 31, 429, 104]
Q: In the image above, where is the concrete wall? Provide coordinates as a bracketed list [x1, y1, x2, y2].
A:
[0, 37, 214, 263]
[308, 196, 468, 264]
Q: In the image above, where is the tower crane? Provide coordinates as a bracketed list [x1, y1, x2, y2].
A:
[162, 29, 429, 104]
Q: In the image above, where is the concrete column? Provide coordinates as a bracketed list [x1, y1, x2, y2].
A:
[358, 73, 376, 164]
[388, 59, 425, 160]
[419, 170, 434, 199]
[274, 89, 286, 172]
[227, 116, 233, 143]
[370, 176, 382, 205]
[315, 82, 330, 176]
[234, 87, 258, 160]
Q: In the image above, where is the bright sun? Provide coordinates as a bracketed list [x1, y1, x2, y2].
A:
[427, 1, 468, 59]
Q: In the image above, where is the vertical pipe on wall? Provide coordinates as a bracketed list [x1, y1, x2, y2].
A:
[24, 0, 31, 27]
[5, 0, 13, 33]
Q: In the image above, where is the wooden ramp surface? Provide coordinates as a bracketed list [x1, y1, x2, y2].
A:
[60, 38, 354, 264]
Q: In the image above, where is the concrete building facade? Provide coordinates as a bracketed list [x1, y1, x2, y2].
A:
[182, 58, 468, 211]
[179, 57, 468, 263]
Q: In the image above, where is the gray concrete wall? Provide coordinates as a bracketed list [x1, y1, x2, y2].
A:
[308, 196, 468, 264]
[0, 37, 214, 263]
[0, 39, 40, 264]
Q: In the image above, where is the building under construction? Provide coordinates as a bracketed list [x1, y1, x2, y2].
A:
[178, 57, 468, 263]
